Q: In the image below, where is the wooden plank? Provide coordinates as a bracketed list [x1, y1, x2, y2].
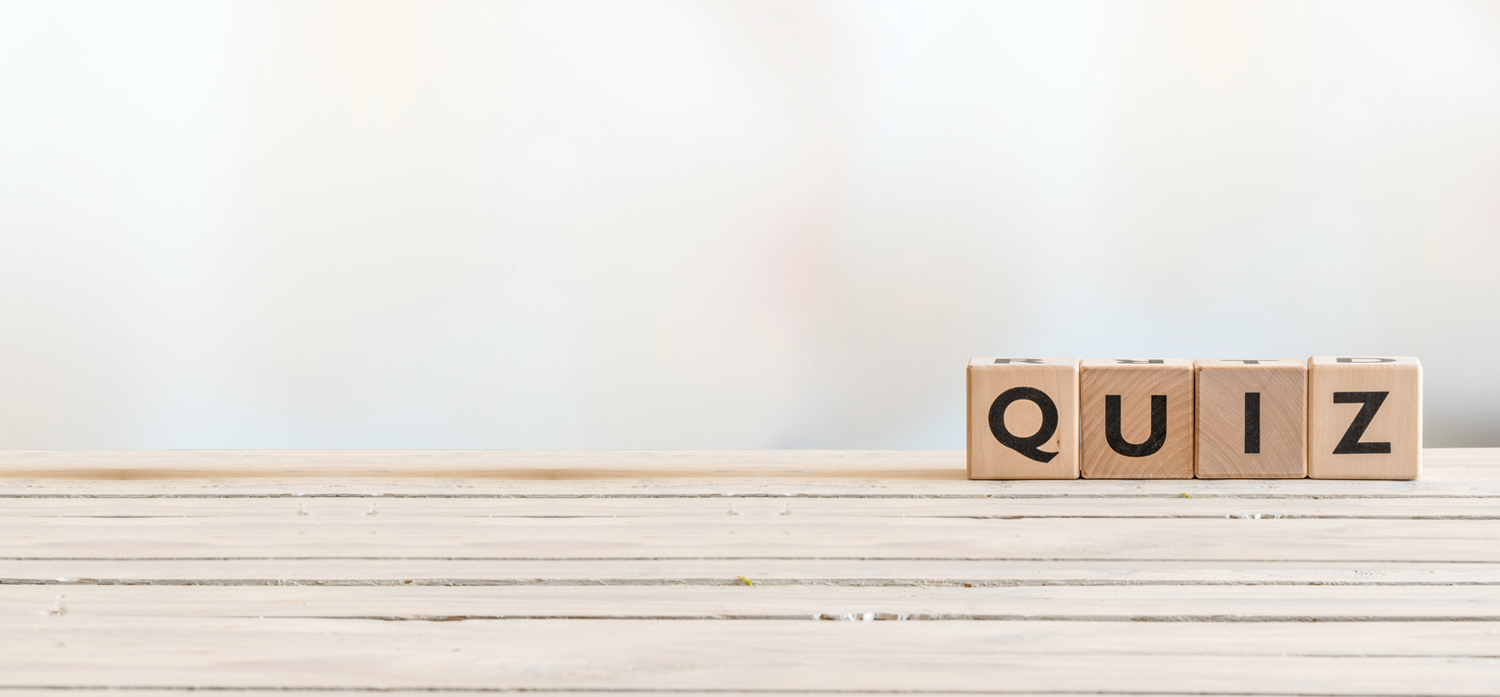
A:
[5, 474, 1500, 498]
[9, 559, 1500, 581]
[23, 691, 1420, 697]
[2, 449, 1497, 695]
[7, 476, 1500, 498]
[4, 584, 1500, 621]
[0, 687, 1277, 697]
[0, 449, 969, 479]
[3, 619, 1498, 693]
[2, 455, 1495, 501]
[0, 447, 1492, 481]
[4, 495, 1500, 519]
[0, 689, 1218, 695]
[5, 517, 1500, 563]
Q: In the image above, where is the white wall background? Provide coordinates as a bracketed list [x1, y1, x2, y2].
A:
[1, 0, 1497, 449]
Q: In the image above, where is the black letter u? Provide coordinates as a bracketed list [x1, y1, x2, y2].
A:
[1105, 394, 1167, 458]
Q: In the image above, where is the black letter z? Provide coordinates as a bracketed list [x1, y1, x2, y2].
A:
[1332, 392, 1391, 454]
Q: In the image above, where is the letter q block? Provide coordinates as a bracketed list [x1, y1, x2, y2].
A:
[967, 358, 1079, 479]
[1308, 356, 1422, 480]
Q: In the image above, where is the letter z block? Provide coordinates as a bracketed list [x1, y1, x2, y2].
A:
[967, 358, 1079, 479]
[1081, 359, 1194, 479]
[1308, 356, 1422, 480]
[1194, 359, 1307, 478]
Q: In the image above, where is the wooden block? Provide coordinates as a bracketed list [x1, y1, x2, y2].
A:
[966, 358, 1080, 479]
[1080, 359, 1194, 479]
[1193, 359, 1307, 479]
[1307, 356, 1422, 480]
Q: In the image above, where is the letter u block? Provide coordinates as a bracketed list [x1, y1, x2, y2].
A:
[1080, 359, 1194, 479]
[1308, 356, 1422, 480]
[966, 358, 1080, 479]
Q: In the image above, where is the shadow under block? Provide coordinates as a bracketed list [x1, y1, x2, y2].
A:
[966, 358, 1080, 480]
[1080, 359, 1194, 479]
[1194, 359, 1307, 479]
[1307, 356, 1422, 480]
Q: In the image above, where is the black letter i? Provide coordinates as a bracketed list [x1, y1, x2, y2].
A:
[1244, 392, 1260, 454]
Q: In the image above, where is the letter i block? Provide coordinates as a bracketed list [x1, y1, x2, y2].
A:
[1194, 359, 1307, 478]
[1308, 356, 1422, 479]
[966, 358, 1080, 479]
[1080, 359, 1194, 479]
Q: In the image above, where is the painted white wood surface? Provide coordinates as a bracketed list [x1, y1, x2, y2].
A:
[3, 448, 1499, 695]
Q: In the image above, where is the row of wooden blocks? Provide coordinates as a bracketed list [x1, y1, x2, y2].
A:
[966, 357, 1421, 480]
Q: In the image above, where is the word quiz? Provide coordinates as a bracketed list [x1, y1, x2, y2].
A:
[966, 357, 1421, 480]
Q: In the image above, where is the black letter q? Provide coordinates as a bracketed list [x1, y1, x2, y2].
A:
[988, 387, 1060, 463]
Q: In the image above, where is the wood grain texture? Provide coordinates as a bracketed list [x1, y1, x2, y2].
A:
[6, 618, 1500, 694]
[967, 358, 1080, 479]
[1080, 359, 1194, 479]
[6, 583, 1500, 620]
[1, 449, 1497, 694]
[8, 517, 1500, 563]
[1195, 359, 1307, 478]
[1308, 356, 1422, 480]
[10, 493, 1500, 518]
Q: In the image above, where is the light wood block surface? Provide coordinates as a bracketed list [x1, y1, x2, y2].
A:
[1195, 359, 1307, 479]
[966, 357, 1080, 479]
[1081, 359, 1195, 479]
[2, 448, 1497, 695]
[1309, 356, 1423, 480]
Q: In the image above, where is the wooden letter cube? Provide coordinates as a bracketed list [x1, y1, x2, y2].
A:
[967, 358, 1079, 479]
[1080, 359, 1194, 479]
[1308, 356, 1422, 480]
[1194, 359, 1307, 478]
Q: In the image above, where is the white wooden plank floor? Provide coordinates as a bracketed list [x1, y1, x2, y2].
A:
[2, 449, 1498, 696]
